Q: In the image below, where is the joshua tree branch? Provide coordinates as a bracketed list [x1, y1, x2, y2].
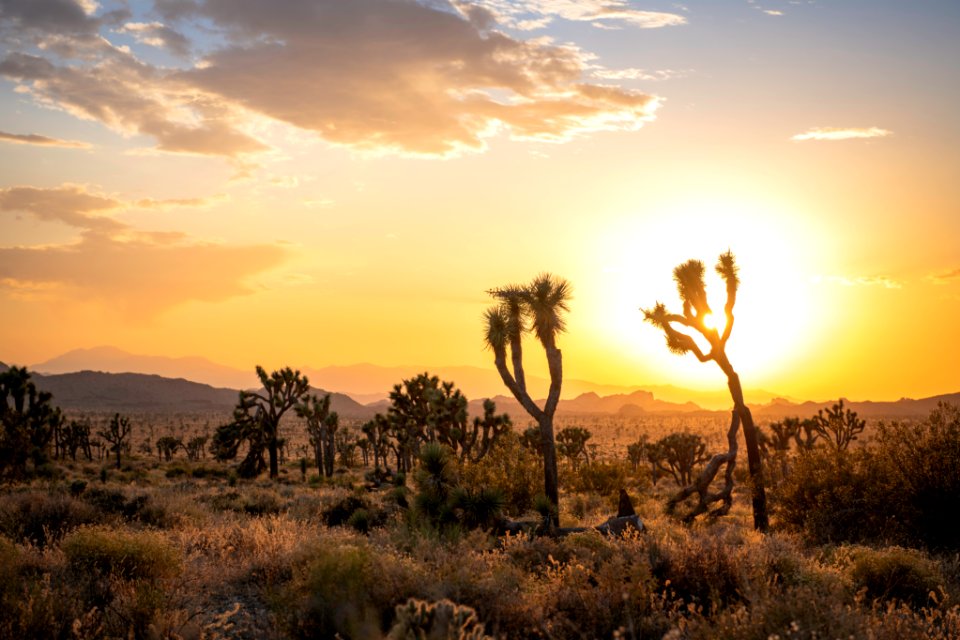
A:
[493, 351, 544, 422]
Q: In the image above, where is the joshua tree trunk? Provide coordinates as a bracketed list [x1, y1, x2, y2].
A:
[268, 437, 279, 479]
[721, 362, 768, 532]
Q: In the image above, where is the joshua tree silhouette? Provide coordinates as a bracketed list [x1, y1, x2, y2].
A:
[642, 251, 769, 532]
[484, 273, 570, 525]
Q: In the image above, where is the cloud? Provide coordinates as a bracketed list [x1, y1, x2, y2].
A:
[2, 0, 663, 158]
[178, 0, 660, 156]
[0, 234, 287, 317]
[0, 183, 288, 315]
[818, 275, 903, 289]
[0, 184, 124, 232]
[464, 0, 687, 30]
[763, 9, 784, 16]
[929, 268, 960, 284]
[0, 130, 91, 148]
[0, 51, 267, 158]
[591, 68, 689, 81]
[117, 21, 190, 57]
[792, 127, 892, 142]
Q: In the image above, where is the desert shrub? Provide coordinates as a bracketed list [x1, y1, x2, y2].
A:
[848, 546, 944, 606]
[687, 582, 870, 640]
[459, 432, 540, 516]
[79, 487, 176, 527]
[871, 404, 960, 550]
[165, 462, 189, 478]
[279, 540, 421, 639]
[567, 460, 628, 497]
[647, 534, 745, 611]
[0, 491, 100, 546]
[348, 508, 373, 534]
[322, 494, 369, 527]
[778, 404, 960, 549]
[69, 479, 87, 497]
[776, 448, 893, 545]
[0, 539, 90, 640]
[62, 526, 180, 582]
[209, 488, 284, 516]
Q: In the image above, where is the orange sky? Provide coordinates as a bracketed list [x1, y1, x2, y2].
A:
[1, 0, 958, 402]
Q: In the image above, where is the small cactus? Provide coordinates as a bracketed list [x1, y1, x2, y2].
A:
[387, 598, 491, 640]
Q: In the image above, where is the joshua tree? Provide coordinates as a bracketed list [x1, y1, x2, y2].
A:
[362, 413, 393, 472]
[642, 251, 769, 531]
[296, 393, 340, 477]
[185, 435, 208, 461]
[0, 366, 61, 477]
[98, 413, 131, 469]
[459, 399, 512, 463]
[213, 366, 310, 479]
[485, 273, 570, 524]
[156, 435, 183, 462]
[556, 426, 592, 468]
[811, 400, 865, 452]
[653, 432, 711, 487]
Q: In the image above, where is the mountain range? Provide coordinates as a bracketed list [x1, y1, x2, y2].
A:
[6, 347, 957, 421]
[28, 346, 786, 410]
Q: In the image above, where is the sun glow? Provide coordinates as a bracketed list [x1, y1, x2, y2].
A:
[701, 312, 719, 331]
[581, 196, 825, 390]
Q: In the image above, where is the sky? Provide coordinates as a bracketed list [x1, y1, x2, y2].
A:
[0, 0, 958, 402]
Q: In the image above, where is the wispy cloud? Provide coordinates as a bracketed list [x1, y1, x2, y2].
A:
[792, 127, 892, 142]
[117, 21, 190, 57]
[0, 131, 91, 148]
[817, 275, 903, 289]
[929, 268, 960, 284]
[591, 68, 689, 81]
[463, 0, 687, 30]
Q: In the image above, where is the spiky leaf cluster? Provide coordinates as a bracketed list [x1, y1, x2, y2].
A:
[485, 273, 571, 353]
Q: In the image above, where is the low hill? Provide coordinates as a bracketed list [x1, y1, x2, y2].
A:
[32, 346, 256, 390]
[29, 371, 375, 418]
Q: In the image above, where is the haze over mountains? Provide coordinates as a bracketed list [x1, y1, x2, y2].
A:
[29, 346, 785, 410]
[10, 346, 957, 421]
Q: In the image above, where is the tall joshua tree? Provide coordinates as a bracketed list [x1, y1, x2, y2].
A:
[642, 251, 769, 532]
[296, 393, 339, 478]
[484, 273, 570, 525]
[214, 366, 310, 479]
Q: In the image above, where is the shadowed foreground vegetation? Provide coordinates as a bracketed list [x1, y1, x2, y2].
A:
[0, 398, 958, 639]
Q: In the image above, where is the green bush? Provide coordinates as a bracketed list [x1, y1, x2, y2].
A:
[209, 488, 284, 516]
[849, 546, 944, 606]
[871, 404, 960, 550]
[61, 526, 180, 582]
[280, 541, 419, 639]
[776, 448, 892, 545]
[348, 508, 373, 534]
[459, 432, 541, 516]
[777, 404, 960, 550]
[0, 491, 100, 547]
[567, 461, 628, 497]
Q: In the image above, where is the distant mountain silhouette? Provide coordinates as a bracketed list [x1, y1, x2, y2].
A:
[299, 364, 786, 409]
[16, 347, 956, 420]
[29, 370, 375, 418]
[31, 346, 257, 390]
[28, 347, 785, 409]
[750, 393, 960, 419]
